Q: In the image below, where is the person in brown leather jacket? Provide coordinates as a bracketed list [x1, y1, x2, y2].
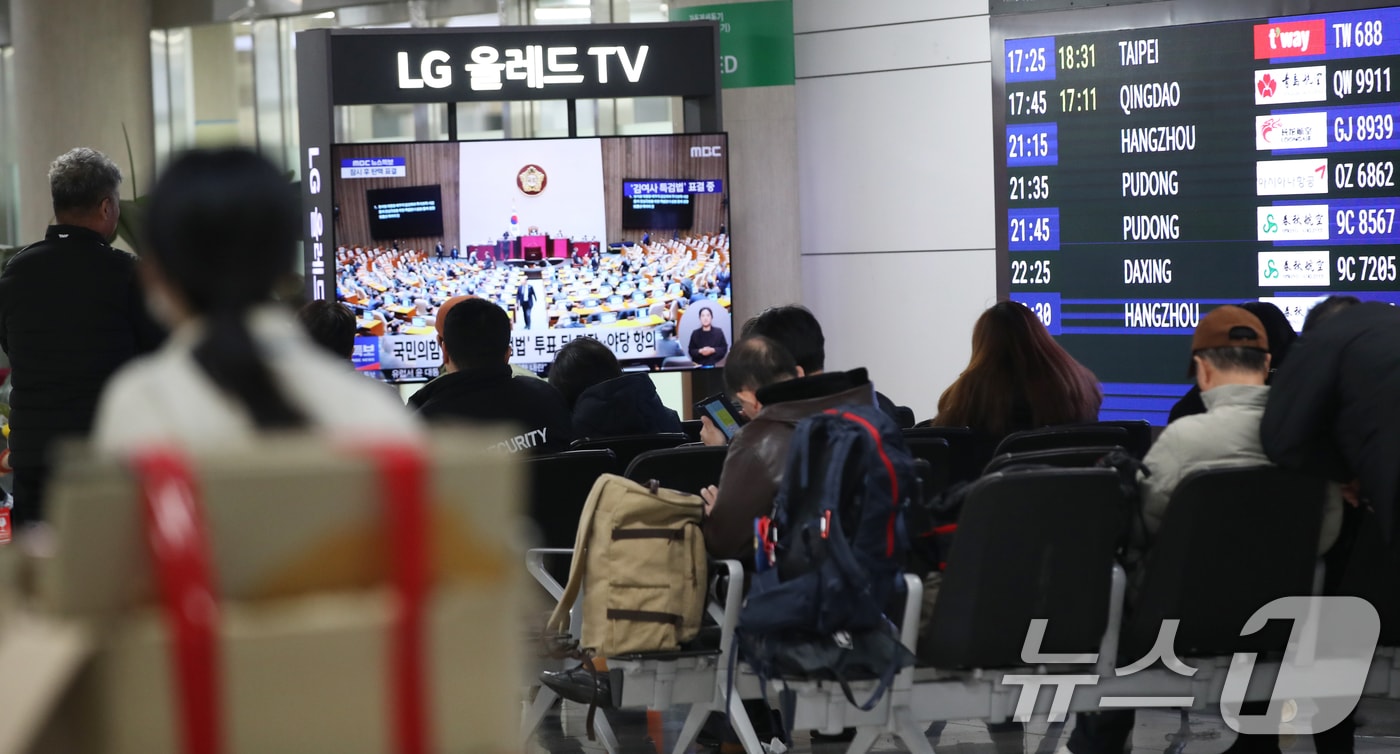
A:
[699, 335, 880, 560]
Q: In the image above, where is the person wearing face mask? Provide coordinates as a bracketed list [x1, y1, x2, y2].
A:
[0, 148, 165, 526]
[91, 149, 417, 454]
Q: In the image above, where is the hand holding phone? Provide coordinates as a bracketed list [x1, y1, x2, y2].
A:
[696, 392, 746, 442]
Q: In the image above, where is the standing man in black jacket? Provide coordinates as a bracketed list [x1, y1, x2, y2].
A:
[1263, 298, 1400, 538]
[0, 148, 164, 525]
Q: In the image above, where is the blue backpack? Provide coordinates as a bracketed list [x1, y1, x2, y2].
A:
[736, 405, 919, 720]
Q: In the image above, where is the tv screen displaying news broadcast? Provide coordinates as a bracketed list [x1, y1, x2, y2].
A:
[330, 134, 732, 383]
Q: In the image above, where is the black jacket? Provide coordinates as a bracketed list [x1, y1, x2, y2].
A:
[0, 226, 164, 468]
[703, 368, 878, 559]
[1262, 302, 1400, 539]
[572, 373, 683, 439]
[875, 390, 915, 429]
[408, 364, 574, 454]
[687, 326, 729, 366]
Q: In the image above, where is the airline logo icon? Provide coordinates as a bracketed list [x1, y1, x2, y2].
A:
[1255, 66, 1328, 105]
[1257, 158, 1329, 196]
[1254, 20, 1327, 59]
[1259, 205, 1330, 241]
[1260, 295, 1329, 331]
[1259, 250, 1330, 286]
[1257, 112, 1329, 150]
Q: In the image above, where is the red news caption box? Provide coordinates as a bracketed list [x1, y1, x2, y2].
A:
[1254, 19, 1328, 59]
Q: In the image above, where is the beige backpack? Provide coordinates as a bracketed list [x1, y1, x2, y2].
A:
[545, 473, 706, 657]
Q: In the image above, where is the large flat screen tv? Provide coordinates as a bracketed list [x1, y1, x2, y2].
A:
[329, 133, 732, 383]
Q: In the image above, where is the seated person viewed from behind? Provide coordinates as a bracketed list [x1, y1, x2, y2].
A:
[700, 335, 881, 560]
[742, 304, 914, 428]
[1067, 305, 1344, 754]
[92, 149, 417, 451]
[408, 297, 573, 454]
[686, 306, 728, 366]
[1138, 305, 1341, 554]
[933, 301, 1101, 442]
[297, 299, 357, 360]
[1166, 300, 1296, 424]
[434, 294, 542, 381]
[547, 336, 683, 439]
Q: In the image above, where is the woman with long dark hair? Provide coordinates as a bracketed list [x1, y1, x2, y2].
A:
[933, 301, 1102, 436]
[93, 149, 416, 449]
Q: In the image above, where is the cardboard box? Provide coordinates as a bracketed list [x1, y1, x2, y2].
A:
[0, 430, 527, 754]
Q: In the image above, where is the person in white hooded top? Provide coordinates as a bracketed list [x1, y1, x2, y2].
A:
[93, 149, 417, 453]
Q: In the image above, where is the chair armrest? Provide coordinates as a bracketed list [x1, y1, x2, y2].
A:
[526, 548, 574, 602]
[712, 560, 744, 674]
[900, 573, 924, 652]
[1097, 563, 1127, 676]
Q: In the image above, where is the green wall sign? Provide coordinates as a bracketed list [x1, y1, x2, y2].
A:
[670, 0, 796, 89]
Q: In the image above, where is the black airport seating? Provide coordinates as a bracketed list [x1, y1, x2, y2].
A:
[624, 445, 727, 496]
[570, 433, 689, 470]
[1092, 420, 1154, 459]
[994, 424, 1130, 457]
[680, 419, 704, 443]
[903, 426, 999, 485]
[982, 445, 1124, 475]
[1125, 466, 1327, 658]
[527, 449, 619, 582]
[904, 437, 952, 499]
[922, 467, 1129, 669]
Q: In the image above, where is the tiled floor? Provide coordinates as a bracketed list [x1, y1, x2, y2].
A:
[532, 699, 1400, 754]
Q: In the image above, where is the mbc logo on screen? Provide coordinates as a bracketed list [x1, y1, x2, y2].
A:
[690, 145, 724, 158]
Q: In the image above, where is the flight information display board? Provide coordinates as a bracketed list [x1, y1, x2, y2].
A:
[1000, 6, 1400, 424]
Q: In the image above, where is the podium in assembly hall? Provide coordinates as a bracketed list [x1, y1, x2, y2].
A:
[520, 235, 548, 262]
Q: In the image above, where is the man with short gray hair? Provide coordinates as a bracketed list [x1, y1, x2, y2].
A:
[0, 148, 163, 527]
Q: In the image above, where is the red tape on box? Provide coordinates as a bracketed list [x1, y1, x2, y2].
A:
[135, 450, 222, 754]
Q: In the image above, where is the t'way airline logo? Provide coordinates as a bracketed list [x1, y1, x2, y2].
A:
[1255, 20, 1327, 59]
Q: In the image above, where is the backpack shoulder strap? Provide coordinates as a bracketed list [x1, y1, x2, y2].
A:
[545, 473, 616, 634]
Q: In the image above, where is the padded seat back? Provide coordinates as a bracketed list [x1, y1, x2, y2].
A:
[904, 437, 951, 499]
[624, 445, 727, 496]
[982, 446, 1124, 476]
[527, 450, 619, 551]
[1126, 466, 1326, 658]
[903, 427, 998, 485]
[1091, 420, 1153, 459]
[995, 425, 1130, 457]
[570, 433, 688, 470]
[922, 468, 1127, 669]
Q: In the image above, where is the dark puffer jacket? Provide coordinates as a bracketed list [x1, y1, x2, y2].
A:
[571, 373, 683, 439]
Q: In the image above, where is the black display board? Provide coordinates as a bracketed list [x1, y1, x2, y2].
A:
[993, 0, 1400, 424]
[296, 23, 721, 304]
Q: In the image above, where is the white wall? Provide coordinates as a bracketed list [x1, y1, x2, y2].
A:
[457, 138, 607, 245]
[795, 0, 996, 423]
